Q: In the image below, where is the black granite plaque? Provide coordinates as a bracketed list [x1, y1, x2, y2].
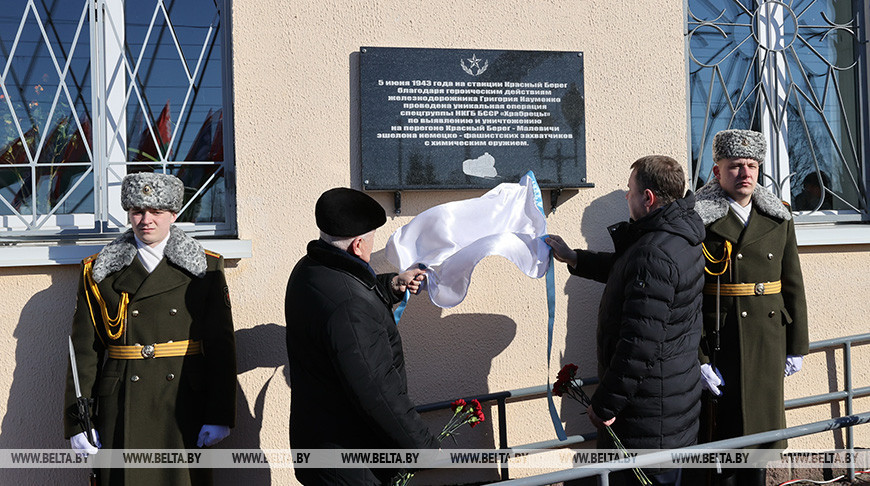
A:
[360, 47, 589, 190]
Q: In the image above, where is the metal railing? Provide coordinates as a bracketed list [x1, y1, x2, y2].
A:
[416, 380, 599, 480]
[415, 332, 870, 483]
[784, 331, 870, 481]
[488, 412, 870, 486]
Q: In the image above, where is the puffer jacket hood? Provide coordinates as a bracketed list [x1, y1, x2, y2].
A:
[609, 191, 705, 255]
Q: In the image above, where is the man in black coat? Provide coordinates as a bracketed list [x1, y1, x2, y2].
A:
[285, 188, 438, 485]
[547, 155, 706, 486]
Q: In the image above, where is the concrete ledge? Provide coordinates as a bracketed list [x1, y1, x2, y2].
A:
[796, 224, 870, 247]
[0, 239, 252, 268]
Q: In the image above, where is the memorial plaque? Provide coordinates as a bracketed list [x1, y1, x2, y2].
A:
[360, 47, 590, 190]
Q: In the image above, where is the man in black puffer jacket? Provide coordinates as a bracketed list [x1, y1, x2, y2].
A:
[548, 155, 705, 486]
[285, 188, 438, 485]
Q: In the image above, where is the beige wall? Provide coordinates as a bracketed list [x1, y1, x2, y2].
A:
[786, 248, 870, 449]
[1, 1, 868, 484]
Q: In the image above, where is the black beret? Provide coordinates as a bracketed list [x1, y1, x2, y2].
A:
[315, 188, 387, 237]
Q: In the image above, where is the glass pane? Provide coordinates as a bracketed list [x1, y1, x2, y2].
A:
[687, 0, 759, 187]
[784, 0, 861, 212]
[0, 168, 30, 216]
[35, 165, 93, 215]
[173, 164, 225, 223]
[0, 1, 93, 219]
[0, 166, 93, 217]
[0, 7, 57, 160]
[687, 0, 865, 215]
[124, 165, 225, 223]
[37, 111, 92, 164]
[124, 0, 223, 164]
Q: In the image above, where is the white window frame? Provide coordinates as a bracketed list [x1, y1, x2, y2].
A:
[0, 0, 247, 265]
[686, 0, 870, 246]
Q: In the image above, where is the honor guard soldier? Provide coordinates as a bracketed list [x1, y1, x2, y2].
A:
[285, 187, 437, 486]
[695, 129, 809, 486]
[64, 172, 237, 486]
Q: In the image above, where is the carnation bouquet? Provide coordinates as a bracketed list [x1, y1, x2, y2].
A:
[391, 398, 486, 486]
[553, 363, 652, 485]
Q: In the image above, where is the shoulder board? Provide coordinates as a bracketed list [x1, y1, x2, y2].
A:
[82, 252, 99, 264]
[204, 249, 223, 258]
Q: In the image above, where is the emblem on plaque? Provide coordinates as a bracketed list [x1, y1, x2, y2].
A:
[461, 54, 488, 76]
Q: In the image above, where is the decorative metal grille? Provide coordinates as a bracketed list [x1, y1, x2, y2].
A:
[687, 0, 867, 219]
[0, 0, 233, 237]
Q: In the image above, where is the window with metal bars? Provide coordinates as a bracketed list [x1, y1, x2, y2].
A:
[687, 0, 868, 223]
[0, 0, 235, 239]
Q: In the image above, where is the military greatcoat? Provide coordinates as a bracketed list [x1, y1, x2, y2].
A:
[64, 226, 236, 486]
[695, 179, 809, 449]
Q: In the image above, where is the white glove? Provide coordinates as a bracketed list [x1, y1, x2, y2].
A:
[70, 429, 101, 457]
[785, 355, 803, 376]
[700, 363, 724, 396]
[197, 424, 231, 447]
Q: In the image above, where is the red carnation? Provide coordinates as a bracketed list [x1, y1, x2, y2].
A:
[553, 379, 566, 397]
[451, 399, 467, 413]
[557, 363, 578, 382]
[470, 399, 482, 413]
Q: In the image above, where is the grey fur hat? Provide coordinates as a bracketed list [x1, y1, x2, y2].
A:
[121, 172, 184, 212]
[712, 129, 766, 163]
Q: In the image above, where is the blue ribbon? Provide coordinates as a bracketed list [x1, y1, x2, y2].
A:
[526, 171, 567, 441]
[393, 289, 410, 324]
[544, 251, 566, 440]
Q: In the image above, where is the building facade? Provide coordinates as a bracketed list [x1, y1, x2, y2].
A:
[1, 0, 868, 484]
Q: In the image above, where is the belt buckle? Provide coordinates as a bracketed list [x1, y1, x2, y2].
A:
[141, 344, 156, 359]
[754, 282, 765, 296]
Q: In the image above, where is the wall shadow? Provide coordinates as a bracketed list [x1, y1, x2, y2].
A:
[0, 269, 80, 484]
[370, 247, 518, 484]
[559, 190, 628, 440]
[348, 50, 362, 190]
[217, 323, 290, 485]
[0, 268, 286, 485]
[396, 296, 518, 485]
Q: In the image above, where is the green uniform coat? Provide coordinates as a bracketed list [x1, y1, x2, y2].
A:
[64, 227, 236, 486]
[696, 180, 809, 449]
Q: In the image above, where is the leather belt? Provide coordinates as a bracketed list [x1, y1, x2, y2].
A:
[703, 280, 781, 296]
[107, 340, 202, 359]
